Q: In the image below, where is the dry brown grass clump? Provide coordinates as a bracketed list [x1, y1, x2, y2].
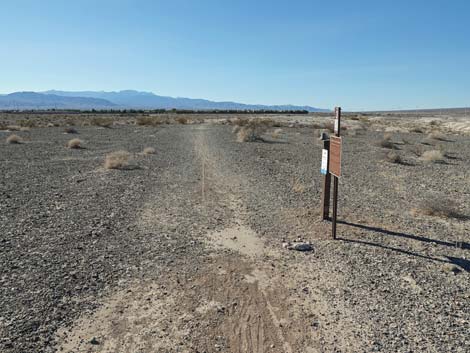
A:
[143, 147, 156, 154]
[6, 134, 22, 144]
[65, 127, 78, 134]
[66, 138, 82, 149]
[420, 150, 444, 163]
[411, 198, 464, 219]
[385, 151, 403, 164]
[104, 151, 131, 169]
[410, 127, 424, 133]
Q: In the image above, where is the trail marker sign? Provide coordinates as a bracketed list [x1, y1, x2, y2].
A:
[329, 136, 342, 177]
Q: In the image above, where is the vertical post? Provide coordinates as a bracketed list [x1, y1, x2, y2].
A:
[332, 107, 341, 239]
[321, 139, 331, 220]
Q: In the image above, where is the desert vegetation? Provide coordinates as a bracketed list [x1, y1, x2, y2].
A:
[420, 150, 445, 163]
[6, 134, 22, 144]
[143, 147, 156, 154]
[104, 151, 131, 169]
[66, 138, 82, 149]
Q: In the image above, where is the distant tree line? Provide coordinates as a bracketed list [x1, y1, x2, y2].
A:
[1, 108, 310, 115]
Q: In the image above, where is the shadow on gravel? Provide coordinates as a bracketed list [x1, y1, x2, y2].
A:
[338, 220, 470, 250]
[339, 238, 470, 273]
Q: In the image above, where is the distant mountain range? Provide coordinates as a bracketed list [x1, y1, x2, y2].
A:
[0, 90, 327, 112]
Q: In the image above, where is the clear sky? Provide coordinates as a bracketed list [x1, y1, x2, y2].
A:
[1, 0, 469, 111]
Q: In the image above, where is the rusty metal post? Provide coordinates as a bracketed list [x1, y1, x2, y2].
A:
[332, 107, 341, 239]
[321, 139, 331, 220]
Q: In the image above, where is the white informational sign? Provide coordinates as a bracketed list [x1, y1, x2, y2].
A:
[334, 118, 339, 134]
[321, 149, 328, 175]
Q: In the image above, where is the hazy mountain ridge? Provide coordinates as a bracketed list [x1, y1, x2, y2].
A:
[0, 90, 327, 111]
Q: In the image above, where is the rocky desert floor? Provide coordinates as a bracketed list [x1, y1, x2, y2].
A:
[0, 113, 469, 353]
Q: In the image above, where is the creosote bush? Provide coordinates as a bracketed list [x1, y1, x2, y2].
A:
[420, 150, 444, 163]
[136, 116, 166, 126]
[233, 118, 273, 142]
[66, 138, 82, 149]
[6, 134, 22, 144]
[104, 151, 131, 169]
[143, 147, 156, 154]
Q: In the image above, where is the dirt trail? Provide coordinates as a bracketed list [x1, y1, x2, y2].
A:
[55, 126, 361, 353]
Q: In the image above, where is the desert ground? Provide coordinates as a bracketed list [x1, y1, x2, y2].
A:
[0, 111, 469, 353]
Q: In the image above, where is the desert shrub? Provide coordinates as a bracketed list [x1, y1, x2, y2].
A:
[65, 127, 78, 134]
[18, 120, 36, 128]
[143, 147, 156, 154]
[427, 131, 447, 141]
[136, 116, 164, 126]
[271, 128, 283, 139]
[66, 138, 82, 149]
[385, 151, 403, 164]
[176, 117, 188, 124]
[104, 151, 130, 169]
[6, 134, 22, 144]
[379, 135, 396, 149]
[420, 150, 444, 163]
[91, 117, 113, 128]
[412, 198, 464, 219]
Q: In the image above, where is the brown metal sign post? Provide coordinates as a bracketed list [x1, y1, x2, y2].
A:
[331, 107, 341, 239]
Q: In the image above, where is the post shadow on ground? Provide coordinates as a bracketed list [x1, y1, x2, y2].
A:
[336, 220, 470, 273]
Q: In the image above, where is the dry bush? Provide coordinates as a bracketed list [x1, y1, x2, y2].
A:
[237, 127, 256, 142]
[420, 150, 444, 163]
[412, 198, 464, 219]
[271, 128, 283, 139]
[176, 117, 188, 124]
[66, 138, 82, 149]
[427, 131, 447, 141]
[18, 120, 36, 128]
[65, 127, 78, 134]
[6, 134, 22, 144]
[136, 116, 165, 126]
[91, 117, 113, 128]
[104, 151, 131, 169]
[379, 135, 396, 149]
[143, 147, 156, 154]
[385, 151, 403, 164]
[234, 118, 272, 142]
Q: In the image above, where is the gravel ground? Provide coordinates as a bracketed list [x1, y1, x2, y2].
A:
[0, 118, 469, 352]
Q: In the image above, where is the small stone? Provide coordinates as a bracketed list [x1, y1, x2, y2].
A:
[89, 337, 99, 345]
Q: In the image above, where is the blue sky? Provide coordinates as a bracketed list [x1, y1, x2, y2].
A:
[1, 0, 469, 110]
